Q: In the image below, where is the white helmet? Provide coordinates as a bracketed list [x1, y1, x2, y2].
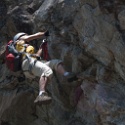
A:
[13, 32, 27, 42]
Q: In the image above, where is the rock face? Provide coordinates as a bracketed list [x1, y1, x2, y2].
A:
[1, 0, 125, 125]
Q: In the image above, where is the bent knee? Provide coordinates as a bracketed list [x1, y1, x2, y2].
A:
[41, 68, 53, 79]
[51, 59, 63, 70]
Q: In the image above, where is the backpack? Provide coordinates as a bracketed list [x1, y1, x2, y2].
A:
[5, 40, 22, 72]
[40, 39, 50, 61]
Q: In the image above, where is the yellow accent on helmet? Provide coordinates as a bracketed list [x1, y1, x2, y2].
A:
[26, 45, 35, 54]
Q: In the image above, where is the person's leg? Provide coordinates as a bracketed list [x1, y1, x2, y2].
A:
[39, 75, 48, 94]
[56, 63, 78, 82]
[31, 60, 53, 103]
[45, 61, 68, 76]
[55, 63, 67, 75]
[34, 75, 52, 104]
[22, 58, 53, 103]
[45, 60, 78, 82]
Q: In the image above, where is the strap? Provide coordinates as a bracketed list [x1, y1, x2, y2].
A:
[23, 53, 38, 76]
[8, 42, 19, 56]
[28, 59, 37, 73]
[22, 44, 29, 48]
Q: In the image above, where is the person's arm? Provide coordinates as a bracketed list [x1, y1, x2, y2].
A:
[20, 32, 45, 42]
[19, 30, 49, 42]
[36, 48, 42, 57]
[31, 48, 42, 60]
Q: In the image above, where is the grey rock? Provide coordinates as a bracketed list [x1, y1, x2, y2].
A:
[1, 0, 125, 125]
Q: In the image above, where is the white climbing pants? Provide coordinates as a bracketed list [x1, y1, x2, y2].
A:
[21, 57, 62, 79]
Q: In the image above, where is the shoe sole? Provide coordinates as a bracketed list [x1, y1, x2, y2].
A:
[34, 99, 52, 105]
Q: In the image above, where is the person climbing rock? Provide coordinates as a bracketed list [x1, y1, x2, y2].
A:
[12, 31, 78, 104]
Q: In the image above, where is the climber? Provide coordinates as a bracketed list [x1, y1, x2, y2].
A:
[13, 31, 78, 104]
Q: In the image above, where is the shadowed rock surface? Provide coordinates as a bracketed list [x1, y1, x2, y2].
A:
[1, 0, 125, 125]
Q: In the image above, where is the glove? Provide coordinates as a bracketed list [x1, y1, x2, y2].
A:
[44, 30, 49, 36]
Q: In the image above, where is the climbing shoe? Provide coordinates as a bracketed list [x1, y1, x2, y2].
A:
[65, 73, 78, 82]
[34, 92, 52, 105]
